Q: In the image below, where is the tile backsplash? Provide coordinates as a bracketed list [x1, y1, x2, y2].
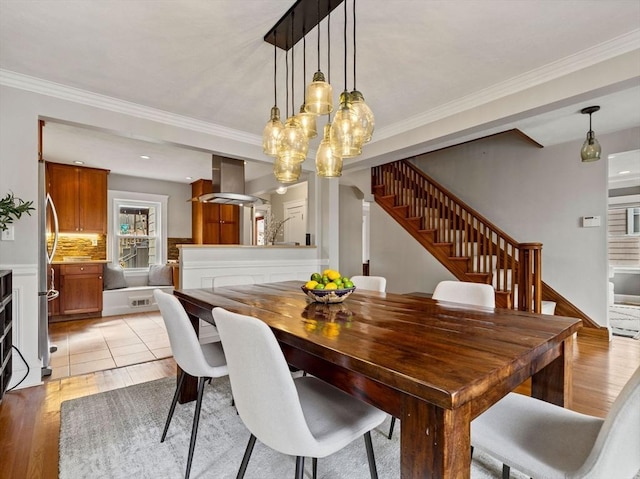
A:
[48, 235, 107, 262]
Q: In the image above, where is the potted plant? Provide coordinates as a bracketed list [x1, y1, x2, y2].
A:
[0, 192, 35, 231]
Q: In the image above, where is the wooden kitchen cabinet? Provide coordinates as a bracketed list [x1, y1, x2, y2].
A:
[46, 162, 109, 234]
[191, 179, 239, 244]
[55, 263, 103, 316]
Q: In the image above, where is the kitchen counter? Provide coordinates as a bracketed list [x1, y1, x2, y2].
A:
[50, 259, 109, 265]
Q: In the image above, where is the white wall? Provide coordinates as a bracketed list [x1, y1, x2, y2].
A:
[109, 173, 192, 237]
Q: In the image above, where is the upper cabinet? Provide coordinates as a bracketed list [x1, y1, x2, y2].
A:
[191, 179, 239, 244]
[46, 162, 109, 234]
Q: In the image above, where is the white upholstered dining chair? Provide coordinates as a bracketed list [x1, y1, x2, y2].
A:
[471, 366, 640, 478]
[153, 289, 229, 479]
[350, 275, 387, 292]
[212, 307, 387, 479]
[432, 280, 496, 307]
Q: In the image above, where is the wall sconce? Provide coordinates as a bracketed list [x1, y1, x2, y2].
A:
[580, 105, 601, 162]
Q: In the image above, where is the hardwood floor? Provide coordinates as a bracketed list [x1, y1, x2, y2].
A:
[0, 334, 639, 479]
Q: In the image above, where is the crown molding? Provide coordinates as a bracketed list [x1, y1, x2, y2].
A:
[375, 29, 640, 142]
[0, 69, 262, 146]
[2, 29, 638, 149]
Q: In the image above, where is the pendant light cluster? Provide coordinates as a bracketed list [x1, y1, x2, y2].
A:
[262, 0, 373, 183]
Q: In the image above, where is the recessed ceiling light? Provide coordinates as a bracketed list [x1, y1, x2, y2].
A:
[140, 155, 150, 159]
[185, 176, 193, 180]
[73, 160, 84, 165]
[618, 170, 631, 175]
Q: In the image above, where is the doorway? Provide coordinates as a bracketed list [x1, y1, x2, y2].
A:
[283, 199, 307, 245]
[607, 149, 640, 338]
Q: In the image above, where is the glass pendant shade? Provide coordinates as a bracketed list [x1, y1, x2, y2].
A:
[305, 71, 333, 115]
[262, 106, 284, 157]
[581, 131, 601, 162]
[350, 90, 374, 144]
[330, 91, 361, 158]
[316, 124, 343, 177]
[273, 158, 302, 183]
[296, 104, 318, 139]
[278, 117, 309, 164]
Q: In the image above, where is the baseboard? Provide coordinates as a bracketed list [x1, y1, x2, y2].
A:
[614, 294, 640, 305]
[102, 285, 173, 317]
[578, 325, 611, 341]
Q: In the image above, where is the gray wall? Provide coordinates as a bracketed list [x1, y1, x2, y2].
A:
[340, 169, 455, 294]
[342, 127, 640, 326]
[109, 174, 192, 237]
[410, 128, 640, 326]
[338, 185, 364, 279]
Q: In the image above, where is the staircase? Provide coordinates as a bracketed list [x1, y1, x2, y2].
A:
[372, 159, 606, 335]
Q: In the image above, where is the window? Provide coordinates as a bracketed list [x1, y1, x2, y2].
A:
[108, 191, 168, 269]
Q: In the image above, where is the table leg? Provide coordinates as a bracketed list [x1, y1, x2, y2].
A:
[531, 334, 574, 407]
[177, 311, 200, 404]
[400, 396, 471, 478]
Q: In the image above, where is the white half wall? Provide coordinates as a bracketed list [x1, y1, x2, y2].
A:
[179, 245, 327, 289]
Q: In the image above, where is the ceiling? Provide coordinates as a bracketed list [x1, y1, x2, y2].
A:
[1, 0, 639, 187]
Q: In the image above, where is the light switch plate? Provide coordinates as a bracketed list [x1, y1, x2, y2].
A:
[1, 225, 15, 240]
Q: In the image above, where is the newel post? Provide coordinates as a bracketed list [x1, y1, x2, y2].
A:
[517, 243, 543, 313]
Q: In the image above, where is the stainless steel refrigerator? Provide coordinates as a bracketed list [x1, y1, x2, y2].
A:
[38, 161, 59, 377]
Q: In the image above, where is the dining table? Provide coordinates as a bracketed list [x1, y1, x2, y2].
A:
[173, 281, 581, 479]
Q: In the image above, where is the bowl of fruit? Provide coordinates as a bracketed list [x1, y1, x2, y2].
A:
[301, 269, 356, 304]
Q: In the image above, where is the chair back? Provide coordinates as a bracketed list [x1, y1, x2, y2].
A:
[432, 280, 495, 307]
[350, 275, 386, 292]
[212, 307, 319, 455]
[577, 366, 640, 478]
[212, 275, 255, 288]
[154, 289, 225, 378]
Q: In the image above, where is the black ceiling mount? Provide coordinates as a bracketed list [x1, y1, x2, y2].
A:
[581, 105, 600, 115]
[264, 0, 344, 51]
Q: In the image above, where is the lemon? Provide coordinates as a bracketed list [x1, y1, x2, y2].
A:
[323, 269, 333, 276]
[325, 282, 338, 290]
[327, 270, 341, 281]
[305, 280, 319, 289]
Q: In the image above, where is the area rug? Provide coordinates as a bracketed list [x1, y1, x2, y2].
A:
[59, 377, 528, 479]
[610, 304, 640, 339]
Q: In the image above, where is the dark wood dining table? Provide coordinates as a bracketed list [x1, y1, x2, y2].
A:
[173, 281, 581, 479]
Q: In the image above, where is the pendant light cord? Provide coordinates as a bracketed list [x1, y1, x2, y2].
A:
[343, 0, 348, 91]
[353, 0, 356, 90]
[328, 7, 331, 83]
[291, 11, 295, 114]
[273, 32, 277, 107]
[285, 40, 289, 118]
[317, 0, 321, 71]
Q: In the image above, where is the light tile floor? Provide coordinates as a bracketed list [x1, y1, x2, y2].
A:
[47, 311, 173, 380]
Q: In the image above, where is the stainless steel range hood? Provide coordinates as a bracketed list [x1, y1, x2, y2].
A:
[195, 155, 266, 205]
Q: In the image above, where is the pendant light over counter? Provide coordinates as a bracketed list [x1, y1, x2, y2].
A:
[262, 0, 374, 182]
[580, 106, 602, 162]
